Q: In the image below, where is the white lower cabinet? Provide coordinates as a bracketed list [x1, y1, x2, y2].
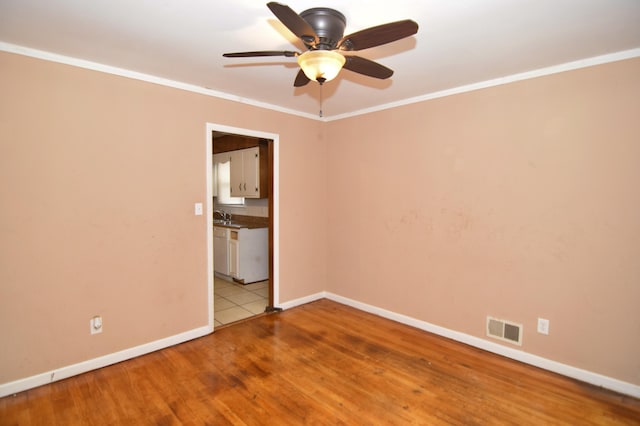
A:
[228, 227, 268, 284]
[228, 238, 239, 278]
[213, 227, 229, 275]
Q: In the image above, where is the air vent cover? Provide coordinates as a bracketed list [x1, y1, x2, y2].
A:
[487, 316, 523, 346]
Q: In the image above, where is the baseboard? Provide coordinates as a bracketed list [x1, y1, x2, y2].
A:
[0, 325, 212, 398]
[5, 294, 638, 399]
[278, 291, 326, 310]
[325, 292, 640, 399]
[0, 292, 320, 398]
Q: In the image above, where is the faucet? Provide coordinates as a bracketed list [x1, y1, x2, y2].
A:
[214, 210, 231, 222]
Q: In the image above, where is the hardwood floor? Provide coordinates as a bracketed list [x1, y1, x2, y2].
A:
[2, 299, 639, 425]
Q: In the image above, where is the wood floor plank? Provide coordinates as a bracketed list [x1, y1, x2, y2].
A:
[1, 299, 639, 425]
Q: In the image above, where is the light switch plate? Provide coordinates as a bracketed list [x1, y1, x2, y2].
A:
[194, 202, 203, 216]
[90, 316, 103, 335]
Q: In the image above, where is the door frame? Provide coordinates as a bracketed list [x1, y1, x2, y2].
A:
[205, 123, 279, 331]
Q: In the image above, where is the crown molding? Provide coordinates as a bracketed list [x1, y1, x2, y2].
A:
[2, 42, 639, 122]
[0, 42, 319, 121]
[325, 48, 640, 121]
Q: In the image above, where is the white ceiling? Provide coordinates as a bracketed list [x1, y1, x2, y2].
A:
[1, 0, 639, 119]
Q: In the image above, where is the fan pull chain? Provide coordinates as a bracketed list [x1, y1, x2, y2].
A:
[319, 83, 323, 118]
[317, 77, 326, 118]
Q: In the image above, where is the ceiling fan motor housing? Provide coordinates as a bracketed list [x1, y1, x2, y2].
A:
[300, 8, 346, 50]
[223, 3, 419, 87]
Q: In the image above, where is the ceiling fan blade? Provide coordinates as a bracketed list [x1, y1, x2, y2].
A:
[337, 20, 418, 51]
[223, 50, 298, 58]
[267, 2, 318, 46]
[293, 69, 311, 87]
[343, 56, 394, 79]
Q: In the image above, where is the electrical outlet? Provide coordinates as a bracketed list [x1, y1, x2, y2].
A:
[90, 316, 103, 335]
[537, 318, 549, 335]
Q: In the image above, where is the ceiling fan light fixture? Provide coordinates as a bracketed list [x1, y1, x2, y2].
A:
[297, 50, 346, 83]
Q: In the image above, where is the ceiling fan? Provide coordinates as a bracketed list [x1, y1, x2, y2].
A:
[223, 2, 419, 87]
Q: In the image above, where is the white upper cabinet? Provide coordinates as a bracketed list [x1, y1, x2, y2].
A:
[229, 147, 265, 198]
[213, 152, 240, 203]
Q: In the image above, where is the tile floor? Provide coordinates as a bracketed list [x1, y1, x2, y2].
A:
[214, 277, 269, 327]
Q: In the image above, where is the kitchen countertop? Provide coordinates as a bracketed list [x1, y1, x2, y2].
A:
[213, 215, 269, 229]
[213, 221, 265, 229]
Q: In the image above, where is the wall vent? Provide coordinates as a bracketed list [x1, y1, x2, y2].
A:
[486, 316, 523, 346]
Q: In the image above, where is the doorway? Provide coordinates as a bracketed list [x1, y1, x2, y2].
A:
[206, 123, 278, 330]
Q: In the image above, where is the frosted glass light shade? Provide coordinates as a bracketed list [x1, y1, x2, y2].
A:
[297, 50, 346, 83]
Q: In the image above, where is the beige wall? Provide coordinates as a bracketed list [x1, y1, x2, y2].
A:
[1, 49, 639, 390]
[325, 58, 640, 385]
[0, 51, 327, 383]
